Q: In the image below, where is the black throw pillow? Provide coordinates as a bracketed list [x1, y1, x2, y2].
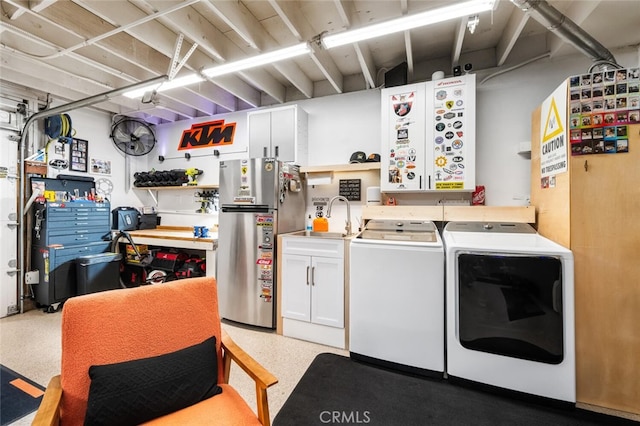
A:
[84, 336, 222, 426]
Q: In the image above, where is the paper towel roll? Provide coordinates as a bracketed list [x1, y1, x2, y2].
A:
[366, 186, 381, 206]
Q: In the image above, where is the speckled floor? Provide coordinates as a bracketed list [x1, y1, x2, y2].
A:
[2, 309, 639, 425]
[0, 308, 347, 425]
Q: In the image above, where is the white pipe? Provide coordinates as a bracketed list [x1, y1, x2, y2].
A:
[480, 53, 550, 85]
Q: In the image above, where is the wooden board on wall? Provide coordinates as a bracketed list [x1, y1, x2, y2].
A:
[362, 205, 534, 223]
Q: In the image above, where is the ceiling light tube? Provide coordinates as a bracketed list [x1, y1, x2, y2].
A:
[123, 74, 205, 98]
[322, 0, 497, 49]
[203, 42, 311, 78]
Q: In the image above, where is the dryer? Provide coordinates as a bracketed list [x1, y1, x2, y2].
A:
[442, 222, 575, 403]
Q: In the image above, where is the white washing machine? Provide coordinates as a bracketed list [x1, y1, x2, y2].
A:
[442, 222, 575, 403]
[349, 219, 445, 376]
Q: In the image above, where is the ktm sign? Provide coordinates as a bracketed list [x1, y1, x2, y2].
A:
[178, 119, 236, 151]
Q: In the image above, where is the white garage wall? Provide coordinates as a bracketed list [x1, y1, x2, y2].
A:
[15, 47, 637, 224]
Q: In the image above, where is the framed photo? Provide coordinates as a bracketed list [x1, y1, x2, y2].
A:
[70, 138, 88, 172]
[91, 158, 112, 175]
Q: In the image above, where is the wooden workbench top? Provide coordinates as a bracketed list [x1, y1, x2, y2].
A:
[127, 226, 218, 243]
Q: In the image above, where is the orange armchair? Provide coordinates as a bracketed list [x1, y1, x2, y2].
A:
[32, 276, 277, 426]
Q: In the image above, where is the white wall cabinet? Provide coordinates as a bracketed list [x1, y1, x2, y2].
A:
[280, 235, 346, 348]
[247, 105, 308, 165]
[381, 74, 476, 192]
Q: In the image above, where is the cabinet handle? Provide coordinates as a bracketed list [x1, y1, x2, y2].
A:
[275, 146, 279, 157]
[306, 266, 310, 285]
[263, 147, 268, 157]
[311, 266, 315, 286]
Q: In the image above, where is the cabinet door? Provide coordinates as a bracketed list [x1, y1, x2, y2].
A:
[248, 112, 272, 158]
[311, 256, 344, 328]
[425, 74, 476, 191]
[380, 83, 427, 191]
[270, 107, 296, 162]
[281, 253, 311, 322]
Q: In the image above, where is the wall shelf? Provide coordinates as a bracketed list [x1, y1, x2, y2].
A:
[133, 185, 218, 190]
[300, 163, 381, 174]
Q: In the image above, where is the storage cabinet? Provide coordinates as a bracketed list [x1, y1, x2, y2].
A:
[380, 74, 476, 192]
[247, 105, 308, 164]
[531, 108, 640, 415]
[31, 200, 111, 308]
[280, 235, 346, 348]
[281, 254, 344, 328]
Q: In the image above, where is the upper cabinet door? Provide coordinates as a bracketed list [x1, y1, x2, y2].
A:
[270, 107, 296, 162]
[248, 111, 272, 158]
[425, 74, 476, 191]
[380, 83, 427, 192]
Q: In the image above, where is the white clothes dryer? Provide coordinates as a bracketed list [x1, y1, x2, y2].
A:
[442, 222, 575, 403]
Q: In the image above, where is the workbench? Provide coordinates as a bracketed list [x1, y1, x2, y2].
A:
[126, 226, 218, 278]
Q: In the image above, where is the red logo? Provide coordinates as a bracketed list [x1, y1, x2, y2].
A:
[178, 119, 236, 150]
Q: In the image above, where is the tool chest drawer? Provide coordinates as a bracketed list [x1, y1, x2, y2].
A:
[33, 201, 111, 245]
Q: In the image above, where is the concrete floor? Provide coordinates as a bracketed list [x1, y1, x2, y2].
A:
[0, 308, 347, 425]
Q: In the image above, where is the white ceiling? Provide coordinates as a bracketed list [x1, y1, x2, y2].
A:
[1, 0, 638, 125]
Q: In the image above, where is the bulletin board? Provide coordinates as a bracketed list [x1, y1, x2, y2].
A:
[70, 138, 88, 172]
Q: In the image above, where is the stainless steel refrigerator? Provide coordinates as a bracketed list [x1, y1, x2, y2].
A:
[217, 158, 305, 328]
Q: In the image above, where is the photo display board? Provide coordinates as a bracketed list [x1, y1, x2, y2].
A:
[569, 67, 639, 155]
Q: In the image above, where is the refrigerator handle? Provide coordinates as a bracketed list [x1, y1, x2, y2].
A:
[263, 146, 268, 157]
[311, 266, 315, 286]
[275, 145, 279, 157]
[306, 266, 310, 285]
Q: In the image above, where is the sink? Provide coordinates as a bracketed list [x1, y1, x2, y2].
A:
[309, 231, 347, 238]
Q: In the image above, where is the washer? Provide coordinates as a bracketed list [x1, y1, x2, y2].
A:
[349, 219, 445, 376]
[442, 222, 575, 403]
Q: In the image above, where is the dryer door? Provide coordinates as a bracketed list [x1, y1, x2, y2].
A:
[456, 252, 564, 364]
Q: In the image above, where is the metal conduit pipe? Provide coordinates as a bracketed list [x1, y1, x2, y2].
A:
[17, 75, 168, 314]
[510, 0, 619, 66]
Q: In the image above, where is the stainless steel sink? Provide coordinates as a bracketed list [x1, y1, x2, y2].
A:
[309, 231, 347, 238]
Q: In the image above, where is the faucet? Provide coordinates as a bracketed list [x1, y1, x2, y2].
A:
[326, 195, 352, 236]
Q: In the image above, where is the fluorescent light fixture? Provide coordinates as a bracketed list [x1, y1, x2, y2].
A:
[203, 42, 311, 78]
[123, 74, 204, 98]
[322, 0, 497, 49]
[122, 43, 310, 99]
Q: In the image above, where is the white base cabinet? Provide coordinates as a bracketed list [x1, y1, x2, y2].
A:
[281, 235, 346, 349]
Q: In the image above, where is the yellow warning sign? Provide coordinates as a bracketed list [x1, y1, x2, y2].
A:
[542, 97, 564, 143]
[540, 81, 568, 180]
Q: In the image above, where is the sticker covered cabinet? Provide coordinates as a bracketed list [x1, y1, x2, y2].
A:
[381, 74, 476, 192]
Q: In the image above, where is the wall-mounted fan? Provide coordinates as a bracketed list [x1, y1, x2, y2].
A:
[110, 118, 156, 156]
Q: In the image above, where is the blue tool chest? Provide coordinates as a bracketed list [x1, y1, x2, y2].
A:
[31, 200, 111, 308]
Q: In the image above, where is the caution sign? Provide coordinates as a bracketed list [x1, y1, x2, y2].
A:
[540, 82, 568, 180]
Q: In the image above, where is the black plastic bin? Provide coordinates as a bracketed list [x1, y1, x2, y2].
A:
[76, 253, 122, 295]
